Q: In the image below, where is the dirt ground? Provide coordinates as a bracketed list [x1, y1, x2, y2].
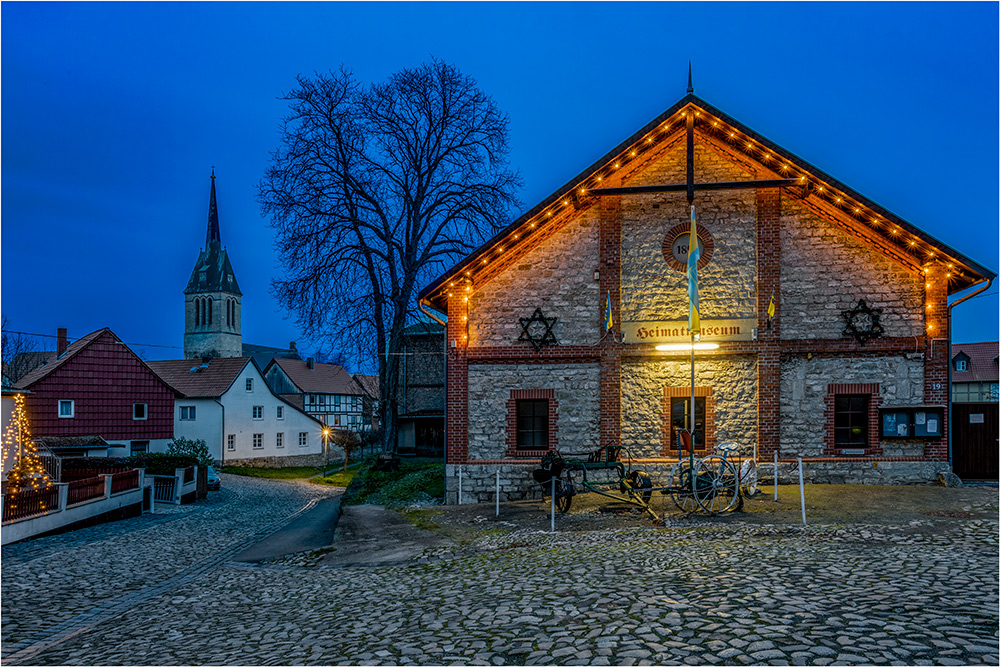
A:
[404, 484, 999, 543]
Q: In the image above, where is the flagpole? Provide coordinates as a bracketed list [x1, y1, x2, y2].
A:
[688, 204, 697, 492]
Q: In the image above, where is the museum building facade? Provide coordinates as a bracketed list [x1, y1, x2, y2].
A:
[418, 92, 995, 503]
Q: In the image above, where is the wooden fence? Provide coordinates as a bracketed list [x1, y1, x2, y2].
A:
[2, 485, 61, 523]
[67, 477, 106, 506]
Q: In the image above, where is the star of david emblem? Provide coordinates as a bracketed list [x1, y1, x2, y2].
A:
[841, 299, 885, 346]
[518, 308, 558, 351]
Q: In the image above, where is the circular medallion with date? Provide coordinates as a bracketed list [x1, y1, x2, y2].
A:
[662, 222, 714, 271]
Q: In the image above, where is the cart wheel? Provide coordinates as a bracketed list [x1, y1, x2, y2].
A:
[740, 459, 759, 497]
[625, 470, 653, 504]
[555, 474, 574, 513]
[693, 456, 740, 514]
[668, 459, 701, 514]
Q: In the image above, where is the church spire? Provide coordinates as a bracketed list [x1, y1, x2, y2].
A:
[206, 168, 221, 247]
[687, 61, 694, 94]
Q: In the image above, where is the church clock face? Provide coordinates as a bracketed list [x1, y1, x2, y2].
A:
[662, 222, 714, 271]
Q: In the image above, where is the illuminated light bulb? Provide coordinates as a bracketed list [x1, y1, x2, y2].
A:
[579, 188, 585, 194]
[695, 112, 700, 117]
[596, 176, 603, 182]
[646, 138, 652, 143]
[730, 132, 735, 137]
[713, 121, 718, 126]
[909, 241, 916, 246]
[923, 268, 929, 273]
[818, 186, 824, 192]
[946, 273, 951, 278]
[928, 252, 935, 257]
[781, 164, 788, 170]
[513, 234, 518, 239]
[448, 292, 453, 297]
[462, 316, 467, 321]
[450, 282, 455, 286]
[530, 223, 535, 227]
[547, 212, 553, 216]
[655, 342, 720, 352]
[614, 162, 620, 168]
[465, 286, 471, 291]
[836, 197, 841, 202]
[630, 150, 636, 156]
[463, 296, 468, 302]
[681, 112, 686, 117]
[746, 142, 752, 149]
[926, 283, 931, 288]
[482, 259, 487, 264]
[928, 324, 934, 330]
[764, 154, 770, 159]
[562, 200, 568, 205]
[948, 263, 953, 268]
[498, 247, 503, 252]
[891, 229, 899, 234]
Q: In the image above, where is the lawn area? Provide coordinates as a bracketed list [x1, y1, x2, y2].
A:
[342, 456, 444, 506]
[220, 466, 326, 479]
[312, 467, 359, 487]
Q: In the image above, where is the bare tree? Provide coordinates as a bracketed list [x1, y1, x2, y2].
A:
[1, 317, 45, 384]
[260, 60, 520, 452]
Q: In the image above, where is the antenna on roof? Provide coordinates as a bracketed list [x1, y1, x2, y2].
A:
[687, 61, 694, 94]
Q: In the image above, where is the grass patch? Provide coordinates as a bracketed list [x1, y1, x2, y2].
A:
[220, 466, 325, 479]
[312, 468, 359, 487]
[342, 456, 445, 506]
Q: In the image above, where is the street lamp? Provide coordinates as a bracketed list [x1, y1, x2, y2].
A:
[322, 427, 331, 470]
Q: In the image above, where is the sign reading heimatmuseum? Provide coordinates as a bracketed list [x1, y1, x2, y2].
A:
[623, 318, 756, 344]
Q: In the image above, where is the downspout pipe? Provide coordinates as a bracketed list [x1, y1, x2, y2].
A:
[946, 277, 994, 468]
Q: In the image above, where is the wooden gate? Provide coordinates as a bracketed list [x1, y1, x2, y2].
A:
[952, 403, 999, 480]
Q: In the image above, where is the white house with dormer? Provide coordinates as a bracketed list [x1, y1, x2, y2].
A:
[148, 357, 336, 467]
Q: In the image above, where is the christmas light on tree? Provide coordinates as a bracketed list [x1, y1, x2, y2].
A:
[2, 393, 52, 507]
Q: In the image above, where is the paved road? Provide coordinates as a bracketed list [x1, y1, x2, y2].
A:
[2, 477, 997, 666]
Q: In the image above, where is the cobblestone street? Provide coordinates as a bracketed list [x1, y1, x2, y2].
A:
[2, 476, 997, 666]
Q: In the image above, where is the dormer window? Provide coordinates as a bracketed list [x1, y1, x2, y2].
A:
[956, 360, 968, 372]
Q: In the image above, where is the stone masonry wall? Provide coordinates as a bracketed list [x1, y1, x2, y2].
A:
[466, 363, 600, 460]
[780, 355, 925, 456]
[223, 452, 335, 468]
[469, 210, 600, 347]
[621, 141, 757, 322]
[780, 198, 924, 340]
[621, 357, 757, 458]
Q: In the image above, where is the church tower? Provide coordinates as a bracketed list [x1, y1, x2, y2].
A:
[183, 171, 243, 359]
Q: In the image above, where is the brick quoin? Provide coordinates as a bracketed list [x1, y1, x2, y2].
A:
[756, 187, 781, 458]
[599, 193, 622, 449]
[923, 265, 950, 461]
[446, 292, 469, 465]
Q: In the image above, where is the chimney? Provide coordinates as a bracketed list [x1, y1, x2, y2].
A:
[307, 357, 314, 370]
[289, 341, 297, 353]
[57, 328, 68, 357]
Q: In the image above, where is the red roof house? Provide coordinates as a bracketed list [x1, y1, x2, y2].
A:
[13, 329, 179, 456]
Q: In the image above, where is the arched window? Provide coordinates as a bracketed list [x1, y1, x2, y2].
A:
[195, 298, 201, 326]
[207, 298, 213, 325]
[227, 299, 232, 327]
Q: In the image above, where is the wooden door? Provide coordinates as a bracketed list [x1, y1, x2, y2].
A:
[952, 403, 999, 480]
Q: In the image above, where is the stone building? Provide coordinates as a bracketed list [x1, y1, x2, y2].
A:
[396, 321, 445, 457]
[418, 90, 995, 503]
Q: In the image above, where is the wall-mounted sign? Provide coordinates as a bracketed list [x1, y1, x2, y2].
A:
[623, 318, 756, 344]
[970, 414, 985, 424]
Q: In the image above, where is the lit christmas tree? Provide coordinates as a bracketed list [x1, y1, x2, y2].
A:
[2, 393, 52, 504]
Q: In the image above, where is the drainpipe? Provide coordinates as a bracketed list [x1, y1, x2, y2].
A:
[946, 277, 994, 468]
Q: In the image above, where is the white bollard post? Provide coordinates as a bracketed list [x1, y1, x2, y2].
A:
[458, 466, 463, 506]
[798, 457, 807, 525]
[550, 476, 556, 533]
[495, 469, 500, 517]
[773, 451, 778, 501]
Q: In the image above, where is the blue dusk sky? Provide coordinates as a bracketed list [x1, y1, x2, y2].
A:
[2, 2, 997, 365]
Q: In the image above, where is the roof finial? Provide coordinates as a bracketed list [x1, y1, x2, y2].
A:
[211, 165, 216, 180]
[687, 61, 694, 94]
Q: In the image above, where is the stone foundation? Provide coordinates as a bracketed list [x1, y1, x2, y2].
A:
[223, 453, 336, 468]
[445, 458, 951, 505]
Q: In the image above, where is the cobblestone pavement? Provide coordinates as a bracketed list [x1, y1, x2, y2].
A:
[2, 481, 998, 666]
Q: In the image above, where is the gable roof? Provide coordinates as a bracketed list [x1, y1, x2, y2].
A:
[147, 357, 253, 397]
[353, 374, 379, 399]
[12, 329, 179, 398]
[265, 358, 363, 395]
[419, 93, 995, 311]
[952, 342, 999, 383]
